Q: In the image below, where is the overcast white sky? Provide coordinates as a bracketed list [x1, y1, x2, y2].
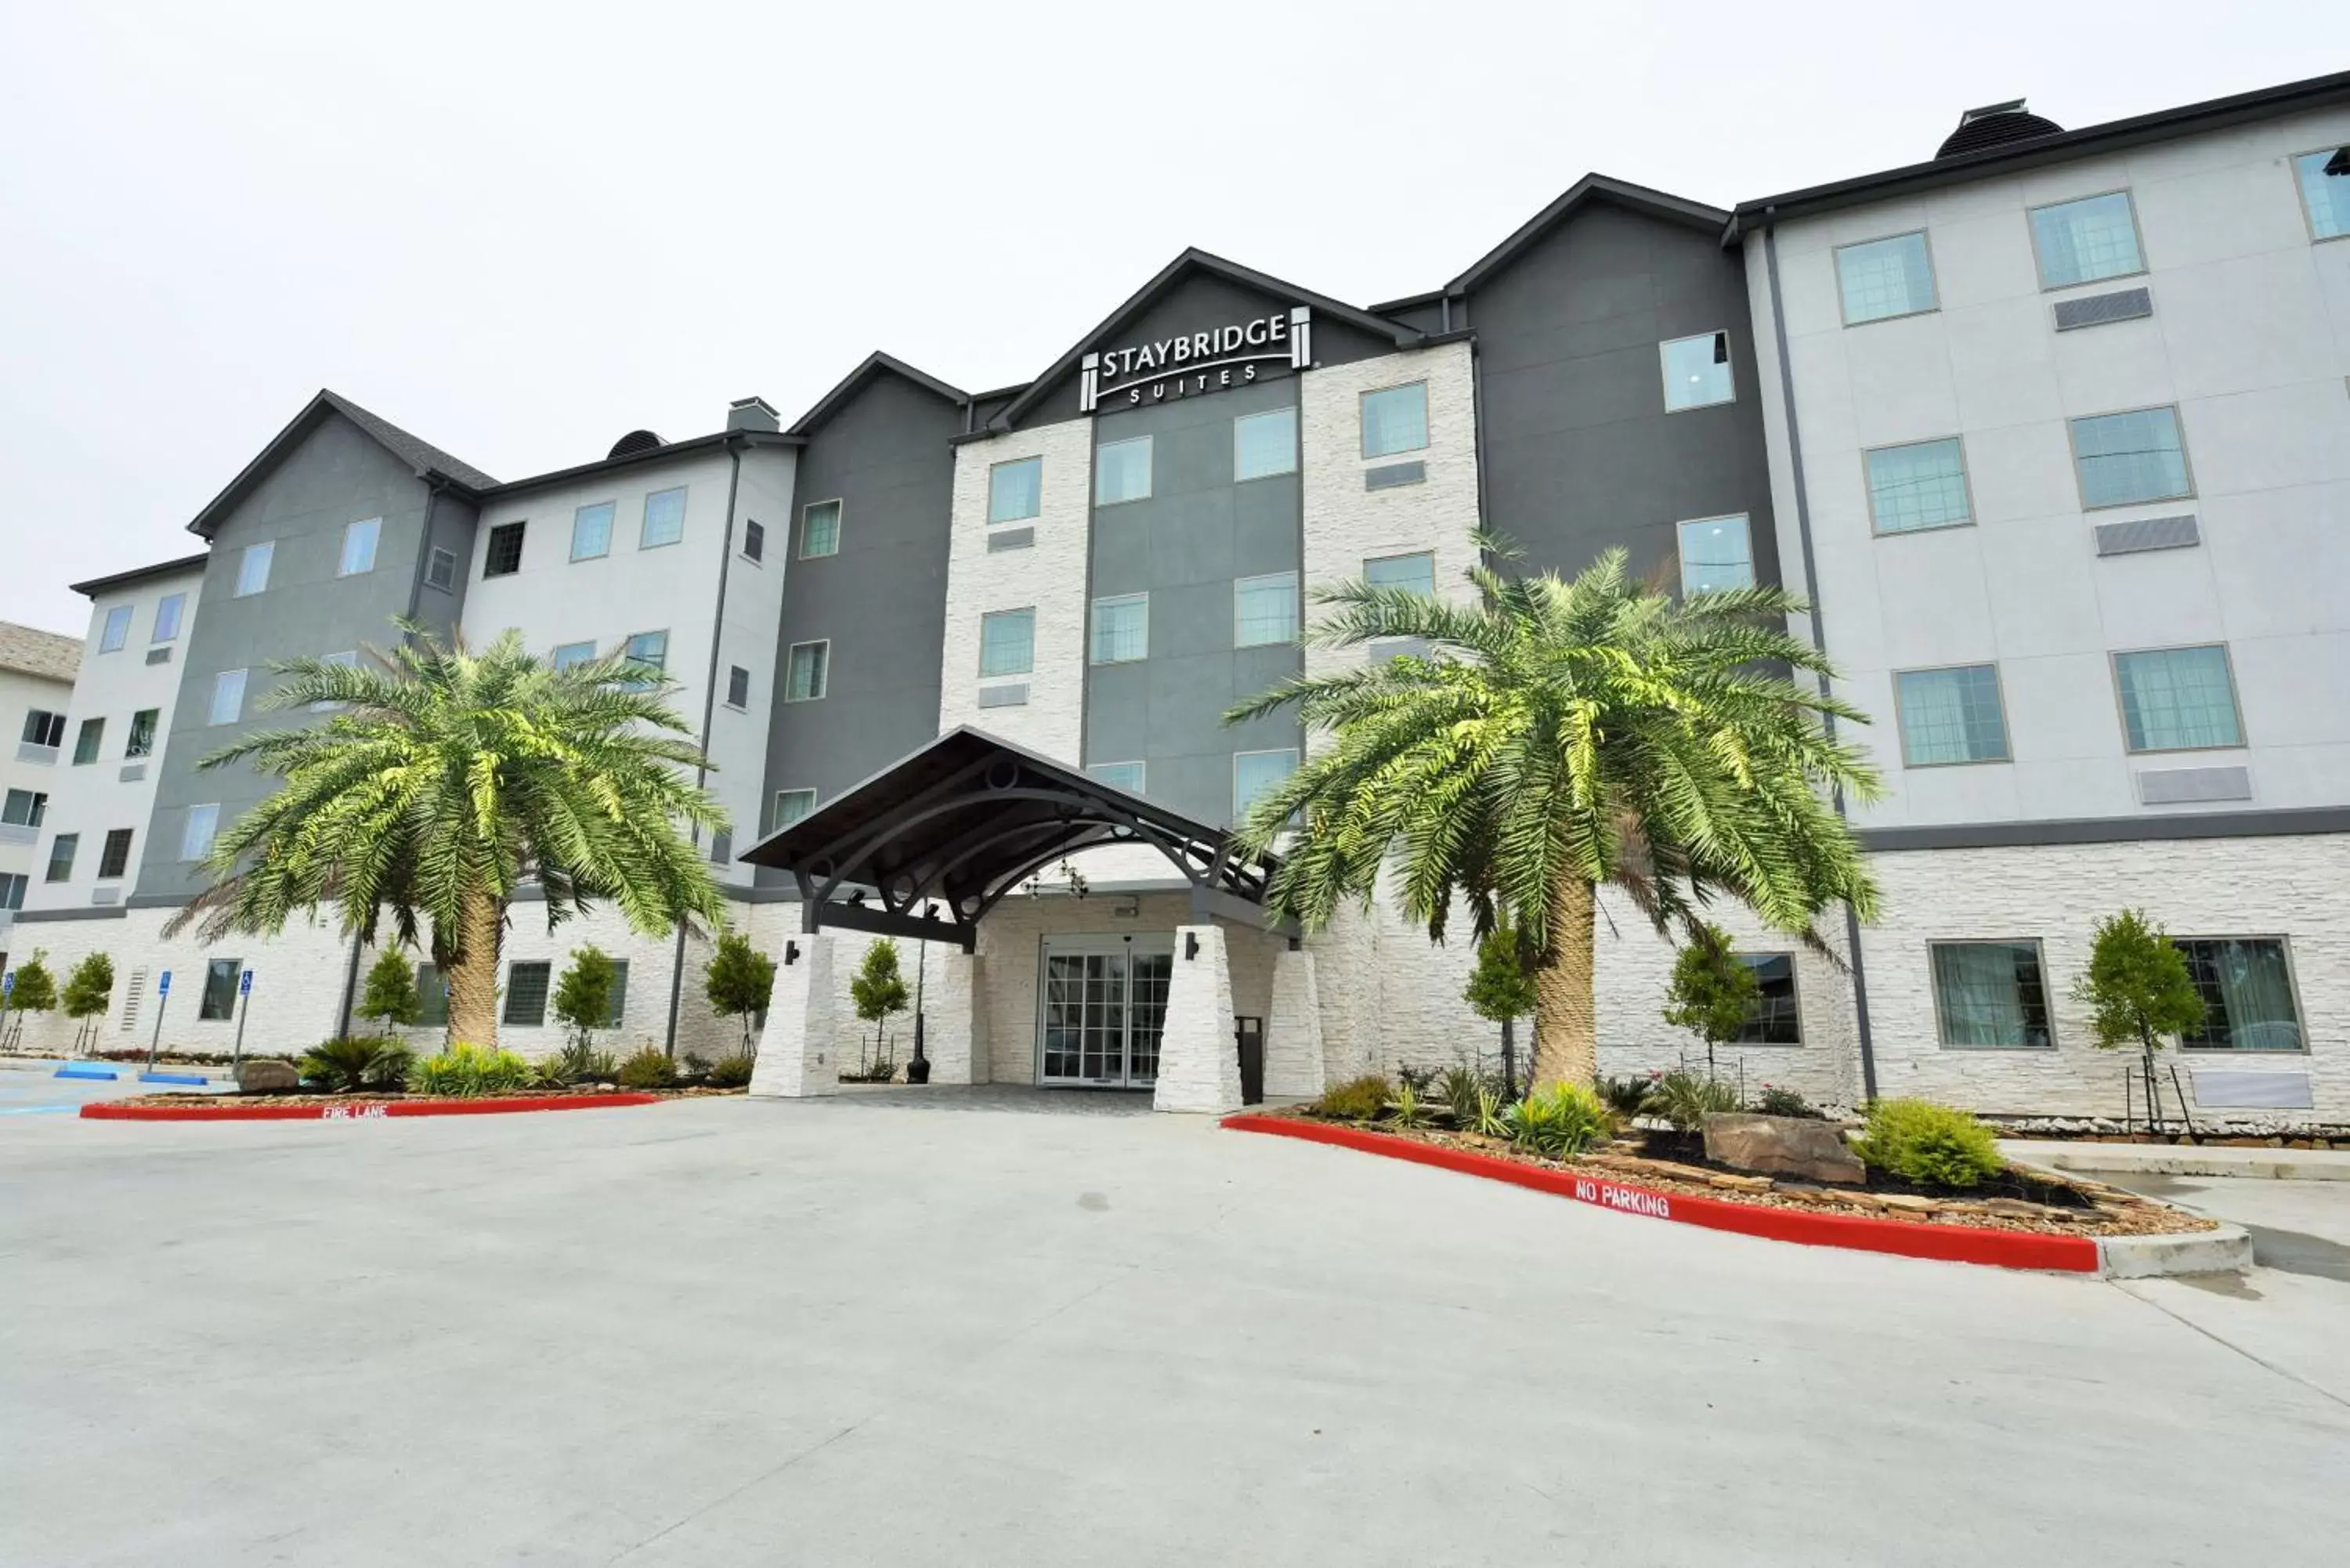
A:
[0, 2, 2326, 634]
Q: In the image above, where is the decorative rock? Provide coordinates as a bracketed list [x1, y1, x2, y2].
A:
[236, 1059, 298, 1093]
[1705, 1174, 1773, 1193]
[1982, 1197, 2055, 1219]
[1702, 1113, 1866, 1186]
[1876, 1194, 1941, 1213]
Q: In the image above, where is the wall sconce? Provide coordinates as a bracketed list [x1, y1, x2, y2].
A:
[1184, 932, 1198, 961]
[784, 941, 800, 966]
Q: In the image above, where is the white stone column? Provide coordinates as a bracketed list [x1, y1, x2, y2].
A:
[1153, 924, 1242, 1115]
[1264, 945, 1326, 1100]
[918, 947, 990, 1085]
[748, 934, 839, 1098]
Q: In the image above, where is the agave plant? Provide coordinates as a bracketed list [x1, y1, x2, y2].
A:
[1642, 1070, 1741, 1133]
[298, 1035, 414, 1093]
[1386, 1080, 1432, 1129]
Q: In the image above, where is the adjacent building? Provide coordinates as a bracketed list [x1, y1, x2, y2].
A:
[0, 621, 85, 977]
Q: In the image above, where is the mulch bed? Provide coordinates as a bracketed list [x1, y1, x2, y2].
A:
[108, 1086, 747, 1110]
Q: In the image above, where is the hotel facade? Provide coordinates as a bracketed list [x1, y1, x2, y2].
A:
[10, 71, 2348, 1125]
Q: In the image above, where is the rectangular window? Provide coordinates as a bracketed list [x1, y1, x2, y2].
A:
[1659, 331, 1734, 411]
[1835, 232, 1937, 324]
[502, 960, 551, 1027]
[1234, 571, 1300, 648]
[743, 518, 766, 562]
[2114, 645, 2241, 752]
[1234, 406, 1299, 480]
[2071, 406, 2191, 509]
[1363, 552, 1435, 599]
[1866, 438, 1972, 534]
[551, 641, 596, 671]
[0, 873, 24, 910]
[485, 521, 526, 576]
[989, 456, 1043, 523]
[2294, 147, 2350, 241]
[800, 498, 841, 558]
[425, 546, 457, 591]
[310, 651, 360, 712]
[640, 486, 686, 549]
[570, 501, 615, 562]
[1090, 594, 1148, 665]
[45, 833, 78, 882]
[99, 605, 132, 652]
[1735, 954, 1801, 1045]
[1095, 437, 1152, 506]
[152, 592, 185, 642]
[339, 516, 381, 576]
[1088, 761, 1145, 793]
[210, 669, 246, 726]
[414, 963, 447, 1027]
[1234, 749, 1300, 823]
[725, 666, 750, 708]
[980, 609, 1036, 677]
[97, 828, 133, 880]
[1360, 383, 1430, 458]
[182, 803, 219, 861]
[2030, 192, 2144, 289]
[603, 959, 631, 1027]
[624, 630, 668, 677]
[785, 641, 829, 702]
[1676, 515, 1754, 594]
[773, 788, 817, 829]
[71, 718, 103, 765]
[1896, 665, 2009, 765]
[22, 710, 65, 749]
[2, 789, 45, 827]
[199, 958, 241, 1021]
[1930, 941, 2052, 1049]
[2175, 938, 2302, 1051]
[126, 709, 158, 759]
[234, 542, 273, 597]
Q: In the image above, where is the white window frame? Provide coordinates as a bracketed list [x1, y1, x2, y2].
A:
[1232, 747, 1300, 823]
[1233, 406, 1300, 481]
[639, 486, 687, 551]
[339, 516, 381, 577]
[425, 546, 458, 591]
[210, 668, 248, 726]
[2290, 146, 2350, 244]
[234, 541, 274, 598]
[152, 592, 185, 643]
[785, 641, 830, 703]
[1674, 515, 1754, 595]
[569, 500, 616, 562]
[800, 498, 843, 559]
[624, 630, 669, 677]
[772, 788, 818, 830]
[1834, 230, 1940, 327]
[1658, 331, 1735, 413]
[989, 457, 1043, 524]
[98, 604, 132, 653]
[979, 609, 1037, 677]
[1094, 436, 1153, 507]
[1233, 571, 1300, 649]
[182, 803, 220, 862]
[1090, 593, 1148, 666]
[1359, 382, 1430, 460]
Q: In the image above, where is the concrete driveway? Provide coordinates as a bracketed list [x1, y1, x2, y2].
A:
[3, 1094, 2345, 1566]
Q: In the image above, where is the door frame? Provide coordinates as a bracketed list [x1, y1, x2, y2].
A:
[1033, 931, 1176, 1089]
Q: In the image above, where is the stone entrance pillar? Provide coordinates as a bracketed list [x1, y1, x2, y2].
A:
[1264, 945, 1326, 1100]
[919, 947, 990, 1085]
[748, 934, 839, 1098]
[1153, 923, 1242, 1115]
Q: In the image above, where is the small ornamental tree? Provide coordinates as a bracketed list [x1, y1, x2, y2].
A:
[704, 929, 775, 1052]
[9, 949, 58, 1015]
[2071, 909, 2204, 1129]
[1661, 923, 1759, 1081]
[62, 952, 115, 1049]
[1463, 919, 1538, 1098]
[552, 945, 620, 1051]
[357, 947, 421, 1031]
[850, 939, 910, 1065]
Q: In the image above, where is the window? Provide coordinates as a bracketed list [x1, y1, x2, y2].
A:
[182, 803, 219, 861]
[485, 521, 526, 576]
[99, 605, 132, 652]
[1930, 941, 2052, 1049]
[210, 669, 247, 726]
[773, 788, 817, 829]
[1835, 232, 1937, 324]
[800, 499, 841, 558]
[551, 641, 596, 671]
[640, 487, 686, 549]
[785, 641, 830, 701]
[624, 630, 668, 677]
[1089, 761, 1145, 793]
[1363, 552, 1435, 599]
[126, 710, 157, 759]
[725, 666, 750, 709]
[97, 828, 133, 880]
[3, 789, 47, 827]
[2175, 938, 2302, 1051]
[45, 833, 77, 883]
[1896, 666, 2008, 766]
[1090, 594, 1148, 665]
[199, 958, 242, 1021]
[71, 718, 103, 765]
[502, 960, 551, 1026]
[1095, 436, 1152, 505]
[20, 710, 64, 748]
[2113, 645, 2241, 752]
[1659, 332, 1734, 411]
[1360, 383, 1429, 458]
[602, 959, 631, 1027]
[0, 873, 24, 910]
[1735, 954, 1801, 1045]
[570, 501, 615, 561]
[1676, 515, 1754, 594]
[989, 457, 1042, 523]
[2029, 192, 2144, 289]
[339, 517, 381, 576]
[152, 592, 185, 642]
[1234, 572, 1300, 648]
[1234, 749, 1300, 823]
[1234, 407, 1299, 480]
[311, 651, 360, 712]
[1866, 438, 1972, 534]
[414, 963, 447, 1027]
[425, 547, 457, 591]
[2290, 148, 2350, 241]
[743, 518, 766, 562]
[235, 542, 274, 597]
[2070, 406, 2191, 508]
[980, 609, 1036, 677]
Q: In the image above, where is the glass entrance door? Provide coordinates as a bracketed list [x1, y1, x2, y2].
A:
[1038, 935, 1173, 1088]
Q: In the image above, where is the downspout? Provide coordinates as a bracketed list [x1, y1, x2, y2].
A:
[1760, 210, 1878, 1101]
[664, 437, 747, 1057]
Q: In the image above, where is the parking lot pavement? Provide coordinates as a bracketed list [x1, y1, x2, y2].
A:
[3, 1095, 2346, 1567]
[0, 1061, 214, 1118]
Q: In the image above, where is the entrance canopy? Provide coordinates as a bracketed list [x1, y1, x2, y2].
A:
[739, 728, 1285, 952]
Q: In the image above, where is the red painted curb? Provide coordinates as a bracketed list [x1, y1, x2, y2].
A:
[1223, 1114, 2101, 1274]
[81, 1093, 666, 1122]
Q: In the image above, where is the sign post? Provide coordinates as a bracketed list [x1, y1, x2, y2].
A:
[231, 969, 254, 1077]
[0, 969, 14, 1054]
[147, 970, 171, 1071]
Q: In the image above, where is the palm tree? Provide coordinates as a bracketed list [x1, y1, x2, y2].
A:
[166, 626, 728, 1049]
[1223, 538, 1882, 1088]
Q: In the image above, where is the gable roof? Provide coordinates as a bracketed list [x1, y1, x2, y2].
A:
[1365, 175, 1731, 313]
[786, 352, 971, 437]
[70, 551, 211, 598]
[0, 622, 84, 685]
[187, 389, 497, 539]
[988, 247, 1425, 432]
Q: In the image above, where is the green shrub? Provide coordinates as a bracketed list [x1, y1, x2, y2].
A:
[298, 1036, 413, 1093]
[616, 1046, 678, 1091]
[1386, 1080, 1431, 1129]
[704, 1051, 755, 1089]
[410, 1042, 532, 1098]
[1505, 1082, 1614, 1158]
[1438, 1065, 1488, 1125]
[1754, 1084, 1820, 1119]
[1642, 1070, 1739, 1132]
[1394, 1064, 1437, 1096]
[1853, 1098, 2005, 1190]
[1594, 1074, 1652, 1117]
[1466, 1085, 1512, 1139]
[1314, 1074, 1391, 1121]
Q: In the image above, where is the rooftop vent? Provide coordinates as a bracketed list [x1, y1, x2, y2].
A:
[726, 396, 780, 433]
[1936, 99, 2064, 160]
[608, 429, 665, 459]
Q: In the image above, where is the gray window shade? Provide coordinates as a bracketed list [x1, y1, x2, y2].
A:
[1930, 941, 2051, 1049]
[2175, 938, 2301, 1051]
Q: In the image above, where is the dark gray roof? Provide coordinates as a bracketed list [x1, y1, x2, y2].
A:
[70, 551, 211, 598]
[319, 390, 498, 490]
[786, 352, 970, 437]
[188, 389, 497, 538]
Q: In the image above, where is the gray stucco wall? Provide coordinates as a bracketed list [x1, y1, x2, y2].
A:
[134, 411, 439, 904]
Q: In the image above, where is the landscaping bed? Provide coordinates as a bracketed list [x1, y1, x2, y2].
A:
[1988, 1122, 2350, 1151]
[102, 1084, 744, 1111]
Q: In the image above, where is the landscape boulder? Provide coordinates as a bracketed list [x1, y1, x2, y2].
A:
[1702, 1111, 1865, 1185]
[235, 1059, 299, 1093]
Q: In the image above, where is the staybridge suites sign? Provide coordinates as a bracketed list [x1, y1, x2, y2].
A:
[1079, 305, 1313, 414]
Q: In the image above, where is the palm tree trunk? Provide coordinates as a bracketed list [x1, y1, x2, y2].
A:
[1529, 874, 1598, 1088]
[445, 890, 504, 1047]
